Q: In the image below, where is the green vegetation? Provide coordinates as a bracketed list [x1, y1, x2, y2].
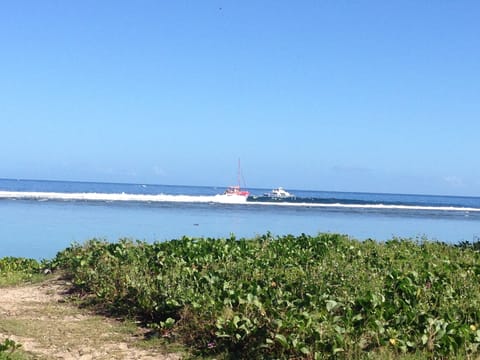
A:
[0, 257, 46, 287]
[0, 258, 46, 360]
[0, 339, 22, 360]
[3, 234, 480, 359]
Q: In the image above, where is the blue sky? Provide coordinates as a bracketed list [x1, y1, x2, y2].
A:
[1, 1, 479, 196]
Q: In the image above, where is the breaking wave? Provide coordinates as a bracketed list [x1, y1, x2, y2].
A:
[1, 191, 479, 212]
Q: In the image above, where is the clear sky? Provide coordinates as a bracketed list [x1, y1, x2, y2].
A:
[1, 1, 479, 196]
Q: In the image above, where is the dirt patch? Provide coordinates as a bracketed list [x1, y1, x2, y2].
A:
[0, 276, 183, 359]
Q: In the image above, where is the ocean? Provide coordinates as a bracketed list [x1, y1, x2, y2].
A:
[1, 178, 479, 260]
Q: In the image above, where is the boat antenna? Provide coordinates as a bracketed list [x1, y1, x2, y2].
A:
[238, 158, 247, 188]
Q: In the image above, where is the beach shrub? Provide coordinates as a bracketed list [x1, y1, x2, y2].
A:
[0, 257, 44, 286]
[54, 233, 480, 359]
[0, 257, 40, 273]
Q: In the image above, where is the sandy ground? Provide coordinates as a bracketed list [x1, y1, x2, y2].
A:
[0, 276, 182, 359]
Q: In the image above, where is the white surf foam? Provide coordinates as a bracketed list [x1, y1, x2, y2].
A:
[0, 191, 478, 212]
[0, 191, 248, 204]
[248, 200, 480, 212]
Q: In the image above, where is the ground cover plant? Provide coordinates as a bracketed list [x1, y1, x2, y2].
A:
[0, 257, 45, 287]
[0, 338, 23, 360]
[46, 233, 480, 359]
[0, 258, 44, 360]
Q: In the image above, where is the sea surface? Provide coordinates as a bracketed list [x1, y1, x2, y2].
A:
[1, 178, 479, 260]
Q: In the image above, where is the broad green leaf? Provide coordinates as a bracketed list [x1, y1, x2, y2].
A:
[275, 334, 288, 347]
[300, 346, 310, 354]
[326, 300, 339, 312]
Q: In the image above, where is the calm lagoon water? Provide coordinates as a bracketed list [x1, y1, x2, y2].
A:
[1, 179, 479, 259]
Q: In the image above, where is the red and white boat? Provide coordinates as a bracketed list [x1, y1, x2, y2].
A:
[223, 160, 249, 198]
[224, 185, 249, 197]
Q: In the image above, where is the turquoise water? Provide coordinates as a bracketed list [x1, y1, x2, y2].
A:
[1, 179, 479, 259]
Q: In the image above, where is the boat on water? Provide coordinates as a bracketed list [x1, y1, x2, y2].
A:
[263, 187, 295, 199]
[224, 185, 249, 197]
[223, 160, 250, 198]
